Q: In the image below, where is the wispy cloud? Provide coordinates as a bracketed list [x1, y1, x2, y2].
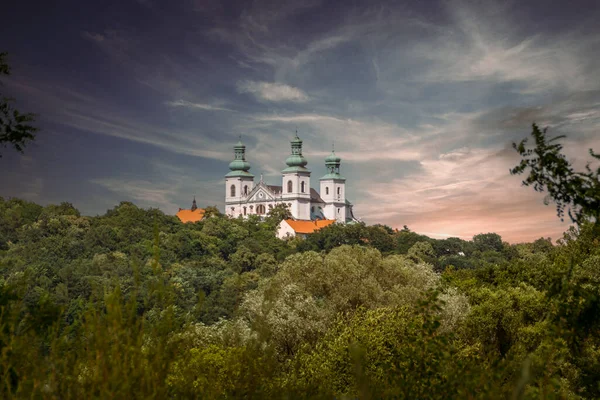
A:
[237, 80, 309, 102]
[91, 178, 178, 211]
[81, 31, 105, 43]
[353, 142, 579, 242]
[7, 80, 234, 161]
[90, 157, 226, 213]
[165, 99, 236, 112]
[407, 0, 600, 94]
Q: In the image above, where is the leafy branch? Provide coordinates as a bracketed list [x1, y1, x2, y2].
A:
[511, 123, 600, 227]
[0, 52, 38, 157]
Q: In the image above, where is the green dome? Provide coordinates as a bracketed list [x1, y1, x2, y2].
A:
[229, 159, 250, 172]
[320, 148, 344, 180]
[226, 139, 254, 177]
[283, 133, 309, 172]
[325, 150, 341, 164]
[286, 154, 308, 168]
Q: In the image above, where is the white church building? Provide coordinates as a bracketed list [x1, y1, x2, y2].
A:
[224, 134, 358, 224]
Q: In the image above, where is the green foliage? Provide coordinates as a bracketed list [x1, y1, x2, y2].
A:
[0, 196, 599, 397]
[512, 123, 600, 226]
[0, 52, 38, 157]
[264, 203, 292, 228]
[473, 232, 504, 253]
[287, 302, 491, 398]
[0, 197, 43, 250]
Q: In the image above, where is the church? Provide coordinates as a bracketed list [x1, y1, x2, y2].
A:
[224, 133, 358, 224]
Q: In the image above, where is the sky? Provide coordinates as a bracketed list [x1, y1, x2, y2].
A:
[1, 0, 600, 243]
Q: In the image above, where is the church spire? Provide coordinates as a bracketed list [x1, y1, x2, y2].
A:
[282, 132, 309, 172]
[321, 147, 344, 180]
[226, 138, 254, 178]
[191, 196, 197, 211]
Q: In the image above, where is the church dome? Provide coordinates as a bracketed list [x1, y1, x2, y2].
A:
[320, 148, 345, 181]
[283, 133, 309, 170]
[325, 150, 341, 164]
[229, 158, 251, 171]
[226, 139, 254, 177]
[229, 141, 250, 171]
[285, 154, 308, 168]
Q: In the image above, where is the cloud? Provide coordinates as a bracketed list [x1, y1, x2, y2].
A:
[90, 158, 226, 214]
[81, 31, 105, 43]
[407, 0, 600, 94]
[91, 178, 178, 211]
[237, 80, 309, 102]
[354, 145, 574, 242]
[165, 99, 236, 112]
[7, 79, 234, 161]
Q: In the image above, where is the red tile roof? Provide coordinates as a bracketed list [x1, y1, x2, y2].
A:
[176, 208, 205, 223]
[284, 219, 335, 234]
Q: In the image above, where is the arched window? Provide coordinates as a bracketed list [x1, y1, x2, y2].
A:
[287, 180, 293, 193]
[230, 184, 236, 197]
[337, 208, 340, 214]
[311, 206, 315, 212]
[337, 187, 341, 196]
[243, 185, 248, 195]
[243, 206, 247, 216]
[301, 181, 305, 193]
[325, 187, 329, 195]
[257, 204, 266, 215]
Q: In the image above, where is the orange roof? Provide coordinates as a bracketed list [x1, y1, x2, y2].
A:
[176, 208, 205, 223]
[284, 219, 335, 234]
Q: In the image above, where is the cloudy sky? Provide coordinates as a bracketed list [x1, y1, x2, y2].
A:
[1, 0, 599, 242]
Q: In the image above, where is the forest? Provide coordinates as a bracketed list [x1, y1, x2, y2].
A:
[0, 193, 598, 398]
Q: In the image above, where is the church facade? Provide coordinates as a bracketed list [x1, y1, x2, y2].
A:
[224, 134, 358, 223]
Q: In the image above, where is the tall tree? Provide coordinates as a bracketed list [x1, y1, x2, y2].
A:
[0, 52, 37, 157]
[511, 123, 600, 227]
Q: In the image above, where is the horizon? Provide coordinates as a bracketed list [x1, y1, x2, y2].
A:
[2, 0, 600, 243]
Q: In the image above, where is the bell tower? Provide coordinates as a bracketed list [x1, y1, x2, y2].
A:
[281, 133, 311, 220]
[320, 147, 346, 222]
[225, 139, 254, 217]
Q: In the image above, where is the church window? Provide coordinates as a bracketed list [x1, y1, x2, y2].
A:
[243, 185, 248, 195]
[337, 187, 341, 196]
[243, 206, 247, 216]
[326, 187, 329, 195]
[230, 185, 236, 197]
[257, 204, 266, 215]
[337, 208, 340, 214]
[287, 180, 293, 193]
[301, 181, 305, 193]
[311, 206, 315, 212]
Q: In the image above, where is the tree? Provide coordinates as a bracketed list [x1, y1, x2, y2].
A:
[511, 123, 600, 227]
[265, 203, 292, 227]
[0, 53, 37, 157]
[472, 233, 503, 253]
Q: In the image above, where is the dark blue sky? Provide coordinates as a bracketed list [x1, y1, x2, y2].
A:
[2, 0, 600, 242]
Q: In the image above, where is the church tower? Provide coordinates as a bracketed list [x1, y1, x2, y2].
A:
[320, 149, 346, 222]
[225, 140, 254, 217]
[281, 133, 311, 220]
